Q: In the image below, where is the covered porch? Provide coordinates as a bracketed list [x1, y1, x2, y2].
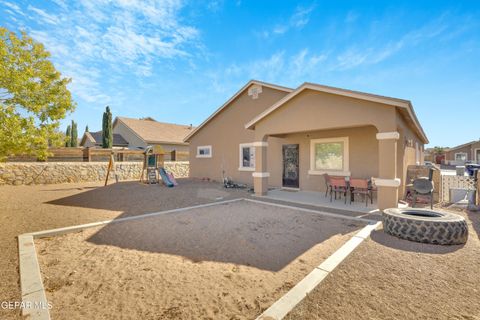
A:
[246, 86, 407, 210]
[261, 188, 380, 215]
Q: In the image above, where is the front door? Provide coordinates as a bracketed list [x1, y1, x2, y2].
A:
[282, 144, 299, 188]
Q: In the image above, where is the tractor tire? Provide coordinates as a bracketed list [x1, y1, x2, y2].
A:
[382, 208, 468, 245]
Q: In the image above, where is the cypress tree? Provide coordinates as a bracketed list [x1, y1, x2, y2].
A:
[85, 125, 89, 133]
[71, 120, 78, 147]
[65, 125, 71, 147]
[102, 106, 112, 148]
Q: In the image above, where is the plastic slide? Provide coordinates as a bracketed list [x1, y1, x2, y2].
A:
[167, 172, 178, 186]
[159, 167, 174, 187]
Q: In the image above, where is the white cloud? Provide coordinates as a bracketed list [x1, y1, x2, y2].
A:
[6, 0, 200, 104]
[259, 3, 316, 39]
[28, 5, 60, 25]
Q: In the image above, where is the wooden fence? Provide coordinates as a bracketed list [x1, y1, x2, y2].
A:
[7, 147, 147, 162]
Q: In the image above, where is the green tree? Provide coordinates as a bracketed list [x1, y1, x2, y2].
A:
[102, 106, 112, 148]
[71, 120, 78, 147]
[0, 27, 75, 161]
[85, 125, 89, 133]
[65, 125, 71, 147]
[433, 146, 445, 154]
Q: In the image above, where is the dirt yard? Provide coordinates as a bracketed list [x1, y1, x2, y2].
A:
[35, 200, 363, 320]
[286, 208, 480, 320]
[0, 179, 248, 320]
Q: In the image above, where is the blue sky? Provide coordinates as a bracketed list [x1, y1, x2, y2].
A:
[1, 0, 479, 147]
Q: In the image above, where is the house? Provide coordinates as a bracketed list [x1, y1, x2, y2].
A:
[113, 117, 194, 160]
[184, 80, 428, 210]
[80, 131, 129, 148]
[444, 140, 480, 165]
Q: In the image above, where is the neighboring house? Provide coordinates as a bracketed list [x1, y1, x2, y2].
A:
[113, 117, 194, 160]
[444, 140, 480, 165]
[80, 131, 129, 148]
[185, 80, 428, 210]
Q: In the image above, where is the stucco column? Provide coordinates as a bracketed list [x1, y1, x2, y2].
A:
[253, 141, 269, 196]
[376, 132, 401, 210]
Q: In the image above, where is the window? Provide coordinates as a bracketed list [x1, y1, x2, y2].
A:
[196, 145, 212, 158]
[309, 137, 350, 176]
[239, 143, 255, 171]
[455, 152, 467, 162]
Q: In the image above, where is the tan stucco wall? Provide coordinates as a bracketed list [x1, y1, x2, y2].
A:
[113, 121, 148, 148]
[396, 111, 425, 197]
[266, 126, 378, 191]
[252, 89, 397, 139]
[188, 85, 290, 182]
[445, 141, 480, 162]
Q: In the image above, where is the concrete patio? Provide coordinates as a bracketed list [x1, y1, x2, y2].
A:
[259, 188, 381, 215]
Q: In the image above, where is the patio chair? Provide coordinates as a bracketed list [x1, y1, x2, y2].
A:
[330, 176, 348, 204]
[349, 178, 371, 207]
[322, 173, 331, 198]
[412, 178, 434, 209]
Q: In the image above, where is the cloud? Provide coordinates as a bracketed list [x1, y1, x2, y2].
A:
[28, 5, 60, 25]
[259, 3, 316, 38]
[4, 0, 200, 104]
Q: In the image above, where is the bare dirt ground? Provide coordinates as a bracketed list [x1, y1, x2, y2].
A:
[35, 200, 362, 320]
[0, 179, 247, 320]
[286, 208, 480, 320]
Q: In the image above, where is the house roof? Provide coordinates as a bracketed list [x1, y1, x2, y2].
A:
[88, 131, 129, 146]
[245, 82, 429, 144]
[183, 80, 294, 141]
[115, 117, 194, 145]
[446, 140, 480, 152]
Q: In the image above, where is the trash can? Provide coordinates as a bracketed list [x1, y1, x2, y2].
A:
[456, 166, 465, 176]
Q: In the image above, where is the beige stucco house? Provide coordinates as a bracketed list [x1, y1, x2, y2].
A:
[184, 80, 428, 209]
[113, 117, 194, 160]
[444, 140, 480, 165]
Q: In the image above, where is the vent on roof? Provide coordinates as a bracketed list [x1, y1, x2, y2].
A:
[140, 117, 156, 121]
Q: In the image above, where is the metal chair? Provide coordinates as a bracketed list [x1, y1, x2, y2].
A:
[412, 178, 434, 209]
[349, 178, 371, 206]
[330, 177, 348, 204]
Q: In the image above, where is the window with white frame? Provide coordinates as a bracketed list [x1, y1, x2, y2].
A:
[196, 145, 212, 158]
[455, 152, 467, 162]
[239, 143, 255, 171]
[309, 137, 349, 176]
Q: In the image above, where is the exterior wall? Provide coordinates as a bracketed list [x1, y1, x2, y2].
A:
[188, 85, 290, 182]
[396, 111, 425, 198]
[445, 141, 480, 165]
[253, 89, 398, 139]
[266, 126, 378, 192]
[113, 121, 148, 148]
[0, 161, 189, 185]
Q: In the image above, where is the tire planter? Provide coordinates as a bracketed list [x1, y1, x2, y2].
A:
[382, 208, 468, 245]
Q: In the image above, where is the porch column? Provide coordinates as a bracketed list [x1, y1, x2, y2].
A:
[253, 141, 269, 196]
[376, 132, 401, 210]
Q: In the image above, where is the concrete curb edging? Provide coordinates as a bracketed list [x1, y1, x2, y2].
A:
[18, 197, 378, 320]
[256, 221, 382, 320]
[18, 198, 244, 320]
[18, 235, 50, 320]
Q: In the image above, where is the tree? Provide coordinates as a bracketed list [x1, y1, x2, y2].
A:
[0, 27, 75, 161]
[85, 125, 89, 133]
[102, 106, 112, 148]
[65, 125, 71, 147]
[71, 120, 78, 147]
[433, 146, 445, 155]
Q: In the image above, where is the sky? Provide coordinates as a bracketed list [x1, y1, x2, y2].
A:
[1, 0, 479, 147]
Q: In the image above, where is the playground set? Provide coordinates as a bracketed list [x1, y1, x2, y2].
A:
[104, 146, 178, 187]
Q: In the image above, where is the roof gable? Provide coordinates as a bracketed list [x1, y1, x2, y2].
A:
[245, 82, 428, 144]
[115, 117, 194, 145]
[183, 80, 293, 141]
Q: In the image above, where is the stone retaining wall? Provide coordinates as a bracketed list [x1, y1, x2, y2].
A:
[0, 161, 189, 185]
